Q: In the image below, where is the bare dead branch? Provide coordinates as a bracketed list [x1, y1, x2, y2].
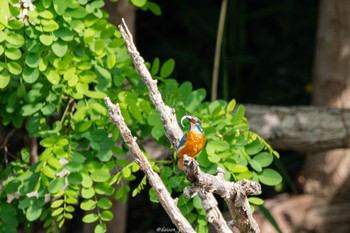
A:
[106, 18, 262, 233]
[104, 98, 196, 233]
[183, 155, 261, 233]
[118, 19, 182, 147]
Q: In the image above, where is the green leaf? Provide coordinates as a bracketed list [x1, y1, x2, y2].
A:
[95, 65, 111, 80]
[51, 199, 64, 208]
[48, 177, 66, 194]
[160, 58, 175, 78]
[245, 139, 264, 155]
[129, 104, 143, 122]
[121, 167, 131, 179]
[5, 48, 22, 60]
[97, 198, 112, 209]
[151, 124, 164, 140]
[41, 103, 56, 116]
[80, 199, 96, 211]
[206, 140, 230, 155]
[226, 99, 236, 113]
[48, 157, 62, 169]
[6, 32, 24, 47]
[51, 40, 68, 57]
[90, 103, 107, 116]
[184, 88, 206, 112]
[8, 19, 23, 30]
[248, 159, 262, 172]
[39, 34, 53, 46]
[107, 54, 116, 69]
[225, 163, 248, 173]
[23, 67, 40, 83]
[258, 168, 282, 186]
[151, 57, 160, 75]
[84, 90, 106, 99]
[0, 70, 10, 88]
[248, 197, 264, 205]
[68, 172, 83, 185]
[115, 185, 130, 203]
[65, 6, 88, 18]
[45, 69, 60, 84]
[42, 0, 52, 8]
[21, 103, 43, 116]
[65, 205, 75, 212]
[26, 205, 42, 222]
[54, 27, 74, 41]
[7, 61, 22, 75]
[39, 10, 55, 19]
[25, 53, 40, 68]
[40, 137, 56, 147]
[131, 0, 146, 7]
[91, 169, 110, 182]
[94, 39, 104, 55]
[53, 0, 67, 15]
[78, 121, 92, 132]
[41, 19, 60, 32]
[178, 81, 192, 101]
[100, 210, 113, 221]
[0, 31, 6, 43]
[193, 195, 203, 209]
[0, 0, 10, 28]
[148, 2, 161, 16]
[51, 207, 63, 216]
[82, 213, 99, 223]
[231, 105, 245, 124]
[72, 107, 87, 122]
[42, 166, 56, 178]
[207, 153, 220, 163]
[254, 152, 273, 167]
[95, 223, 107, 233]
[5, 180, 21, 194]
[95, 183, 115, 195]
[82, 187, 95, 199]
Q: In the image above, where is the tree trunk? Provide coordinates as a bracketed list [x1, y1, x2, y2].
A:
[303, 0, 350, 199]
[301, 1, 350, 231]
[257, 1, 350, 232]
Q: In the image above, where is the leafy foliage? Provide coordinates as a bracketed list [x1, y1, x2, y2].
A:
[0, 1, 280, 233]
[0, 0, 145, 232]
[146, 58, 281, 232]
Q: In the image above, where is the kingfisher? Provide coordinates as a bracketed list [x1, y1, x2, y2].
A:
[176, 115, 206, 170]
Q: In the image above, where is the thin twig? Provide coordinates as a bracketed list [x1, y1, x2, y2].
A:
[60, 97, 75, 124]
[211, 0, 228, 101]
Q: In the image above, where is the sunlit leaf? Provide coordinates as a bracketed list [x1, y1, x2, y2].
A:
[258, 168, 282, 186]
[82, 213, 98, 223]
[26, 205, 42, 221]
[91, 169, 110, 182]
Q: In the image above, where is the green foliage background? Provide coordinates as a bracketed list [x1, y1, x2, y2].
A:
[0, 0, 283, 233]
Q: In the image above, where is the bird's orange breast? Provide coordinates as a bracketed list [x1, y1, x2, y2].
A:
[177, 131, 206, 170]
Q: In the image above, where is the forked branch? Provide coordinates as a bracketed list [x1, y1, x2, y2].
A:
[105, 19, 261, 233]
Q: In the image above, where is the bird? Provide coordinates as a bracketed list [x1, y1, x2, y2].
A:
[176, 115, 206, 170]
